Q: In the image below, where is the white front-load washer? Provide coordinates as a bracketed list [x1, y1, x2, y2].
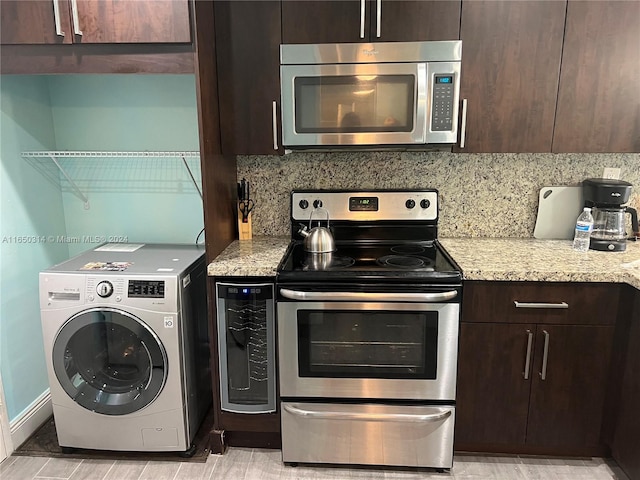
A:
[39, 243, 211, 453]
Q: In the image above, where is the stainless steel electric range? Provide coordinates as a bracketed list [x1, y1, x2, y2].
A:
[276, 189, 462, 470]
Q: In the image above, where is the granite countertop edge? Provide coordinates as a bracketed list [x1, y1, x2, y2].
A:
[438, 238, 640, 291]
[206, 236, 640, 291]
[207, 236, 291, 278]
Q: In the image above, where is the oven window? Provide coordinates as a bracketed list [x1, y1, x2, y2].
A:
[294, 75, 414, 134]
[297, 310, 437, 379]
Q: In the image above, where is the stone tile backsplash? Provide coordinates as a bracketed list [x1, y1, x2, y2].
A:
[237, 152, 640, 238]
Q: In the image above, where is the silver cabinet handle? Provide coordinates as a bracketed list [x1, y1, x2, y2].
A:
[360, 0, 366, 38]
[375, 0, 382, 38]
[523, 329, 533, 380]
[459, 98, 468, 148]
[272, 101, 278, 151]
[514, 301, 569, 309]
[70, 0, 83, 35]
[52, 0, 65, 37]
[279, 289, 457, 303]
[540, 330, 550, 380]
[284, 404, 452, 423]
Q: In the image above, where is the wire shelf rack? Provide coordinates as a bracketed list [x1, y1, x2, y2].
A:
[21, 151, 202, 210]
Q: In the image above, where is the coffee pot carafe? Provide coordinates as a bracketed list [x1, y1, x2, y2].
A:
[582, 178, 639, 251]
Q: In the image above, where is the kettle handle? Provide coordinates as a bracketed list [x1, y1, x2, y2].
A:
[309, 207, 330, 229]
[627, 207, 639, 239]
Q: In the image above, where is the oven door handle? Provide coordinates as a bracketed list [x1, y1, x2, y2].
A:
[279, 289, 458, 302]
[283, 404, 452, 423]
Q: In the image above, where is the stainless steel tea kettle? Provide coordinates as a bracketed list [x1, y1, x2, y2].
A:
[298, 207, 336, 253]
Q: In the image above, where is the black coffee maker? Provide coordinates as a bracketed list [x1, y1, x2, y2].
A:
[583, 178, 639, 251]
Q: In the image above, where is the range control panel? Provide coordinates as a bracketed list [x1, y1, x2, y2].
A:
[292, 190, 438, 222]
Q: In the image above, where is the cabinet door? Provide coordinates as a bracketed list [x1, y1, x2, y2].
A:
[611, 290, 640, 479]
[215, 1, 283, 155]
[282, 0, 460, 44]
[374, 1, 460, 41]
[73, 0, 191, 43]
[526, 325, 615, 450]
[282, 0, 367, 44]
[457, 1, 565, 152]
[455, 322, 535, 446]
[552, 1, 640, 153]
[1, 1, 72, 44]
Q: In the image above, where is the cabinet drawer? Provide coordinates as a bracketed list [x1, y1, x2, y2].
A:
[282, 402, 455, 468]
[462, 281, 620, 325]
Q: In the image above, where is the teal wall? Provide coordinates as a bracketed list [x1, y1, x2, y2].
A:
[0, 76, 68, 421]
[48, 75, 203, 256]
[0, 74, 202, 423]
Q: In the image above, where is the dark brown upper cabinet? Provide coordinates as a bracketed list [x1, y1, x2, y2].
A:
[1, 0, 191, 45]
[552, 0, 640, 153]
[456, 0, 566, 153]
[281, 0, 461, 44]
[214, 1, 283, 155]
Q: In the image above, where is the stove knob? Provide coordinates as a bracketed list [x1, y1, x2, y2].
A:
[96, 281, 113, 298]
[313, 200, 323, 209]
[405, 199, 416, 209]
[608, 244, 615, 251]
[420, 199, 431, 209]
[299, 199, 309, 210]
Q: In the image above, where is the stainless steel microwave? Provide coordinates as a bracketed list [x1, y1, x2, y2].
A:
[280, 41, 462, 150]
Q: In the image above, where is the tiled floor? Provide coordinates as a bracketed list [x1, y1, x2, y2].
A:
[0, 448, 630, 480]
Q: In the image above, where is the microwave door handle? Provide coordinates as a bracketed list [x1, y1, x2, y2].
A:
[360, 0, 366, 38]
[279, 289, 458, 302]
[272, 101, 278, 151]
[459, 98, 468, 149]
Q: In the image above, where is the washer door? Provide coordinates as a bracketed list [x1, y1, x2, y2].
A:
[52, 308, 168, 415]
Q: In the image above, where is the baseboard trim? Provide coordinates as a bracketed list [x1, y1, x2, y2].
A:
[9, 390, 52, 449]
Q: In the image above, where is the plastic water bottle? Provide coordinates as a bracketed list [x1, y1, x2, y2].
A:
[572, 207, 594, 252]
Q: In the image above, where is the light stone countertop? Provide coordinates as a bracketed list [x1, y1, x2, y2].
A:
[439, 238, 640, 290]
[207, 236, 291, 277]
[207, 236, 640, 291]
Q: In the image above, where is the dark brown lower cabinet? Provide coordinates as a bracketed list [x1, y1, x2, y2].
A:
[526, 325, 614, 450]
[611, 287, 640, 480]
[456, 323, 533, 446]
[456, 281, 619, 456]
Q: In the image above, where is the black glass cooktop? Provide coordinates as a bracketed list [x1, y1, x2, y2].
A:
[277, 241, 462, 283]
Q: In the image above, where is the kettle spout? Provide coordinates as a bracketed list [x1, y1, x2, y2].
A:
[298, 225, 310, 238]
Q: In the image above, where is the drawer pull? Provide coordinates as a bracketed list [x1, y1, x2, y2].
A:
[283, 404, 451, 423]
[514, 301, 568, 309]
[540, 330, 550, 380]
[523, 329, 533, 380]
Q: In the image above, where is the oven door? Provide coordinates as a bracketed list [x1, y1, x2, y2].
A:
[277, 290, 459, 401]
[280, 62, 427, 147]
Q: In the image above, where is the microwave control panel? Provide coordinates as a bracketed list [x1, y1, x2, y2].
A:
[431, 75, 455, 132]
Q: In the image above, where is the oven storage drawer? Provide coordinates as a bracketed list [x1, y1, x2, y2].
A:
[281, 402, 455, 468]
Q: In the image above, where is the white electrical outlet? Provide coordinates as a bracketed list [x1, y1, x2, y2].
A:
[603, 168, 621, 180]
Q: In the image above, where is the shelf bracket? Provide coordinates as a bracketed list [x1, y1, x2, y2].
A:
[48, 154, 90, 210]
[181, 155, 203, 200]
